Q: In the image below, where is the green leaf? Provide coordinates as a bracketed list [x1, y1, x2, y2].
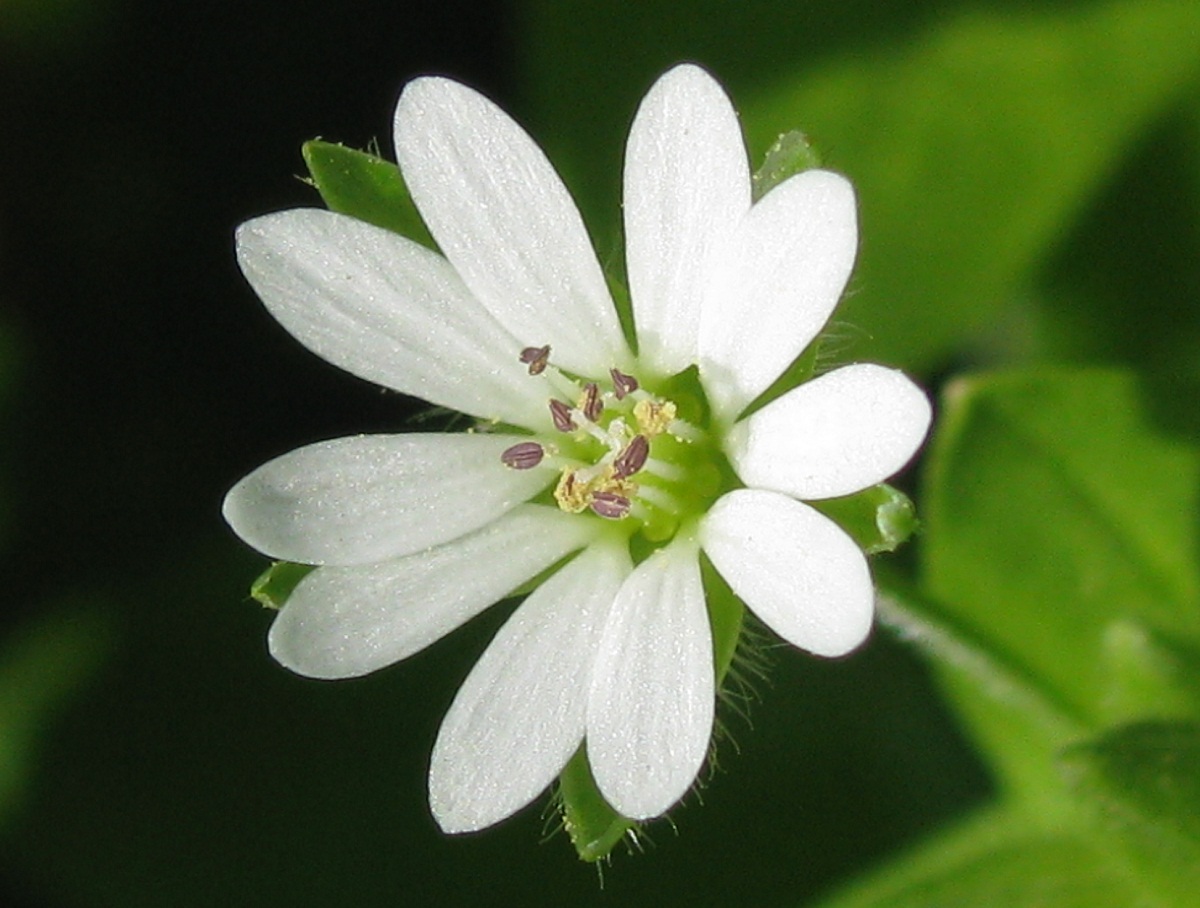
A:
[923, 368, 1200, 713]
[918, 367, 1200, 797]
[302, 141, 436, 249]
[249, 561, 314, 610]
[743, 0, 1200, 369]
[814, 808, 1150, 908]
[1098, 621, 1200, 724]
[1060, 721, 1200, 897]
[876, 585, 1086, 815]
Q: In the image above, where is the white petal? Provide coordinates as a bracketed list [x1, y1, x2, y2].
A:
[700, 170, 858, 421]
[268, 505, 596, 679]
[702, 490, 873, 657]
[727, 364, 932, 500]
[586, 541, 713, 820]
[236, 209, 547, 428]
[430, 541, 631, 833]
[394, 78, 629, 377]
[624, 64, 751, 375]
[223, 433, 553, 566]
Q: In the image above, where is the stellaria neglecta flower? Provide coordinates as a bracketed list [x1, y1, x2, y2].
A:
[223, 64, 932, 837]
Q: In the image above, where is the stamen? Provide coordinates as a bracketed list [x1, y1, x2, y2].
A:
[500, 441, 545, 470]
[610, 368, 639, 399]
[590, 492, 632, 520]
[580, 382, 603, 422]
[519, 345, 551, 375]
[554, 469, 589, 513]
[612, 435, 649, 479]
[548, 399, 576, 432]
[633, 399, 677, 438]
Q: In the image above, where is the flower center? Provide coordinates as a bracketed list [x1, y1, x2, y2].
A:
[500, 347, 728, 544]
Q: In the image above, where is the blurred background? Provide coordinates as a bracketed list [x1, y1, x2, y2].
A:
[0, 0, 1196, 904]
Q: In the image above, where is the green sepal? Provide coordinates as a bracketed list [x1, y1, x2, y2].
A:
[752, 130, 823, 203]
[250, 561, 314, 610]
[556, 745, 638, 862]
[1060, 721, 1200, 897]
[701, 553, 746, 685]
[301, 141, 437, 249]
[812, 483, 919, 555]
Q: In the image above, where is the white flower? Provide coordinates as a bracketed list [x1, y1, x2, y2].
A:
[223, 64, 932, 833]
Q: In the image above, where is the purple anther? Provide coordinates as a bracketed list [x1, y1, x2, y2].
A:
[549, 399, 576, 432]
[519, 345, 551, 376]
[610, 368, 639, 399]
[612, 434, 649, 479]
[500, 441, 545, 470]
[590, 491, 632, 520]
[582, 382, 603, 422]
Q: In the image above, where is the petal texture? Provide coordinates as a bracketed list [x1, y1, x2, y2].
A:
[728, 363, 932, 500]
[702, 490, 873, 657]
[624, 64, 751, 375]
[700, 170, 858, 421]
[223, 433, 553, 566]
[587, 541, 713, 820]
[268, 505, 596, 679]
[236, 209, 547, 429]
[395, 78, 629, 377]
[430, 541, 631, 833]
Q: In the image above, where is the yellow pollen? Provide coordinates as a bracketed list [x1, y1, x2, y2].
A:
[633, 399, 677, 438]
[553, 466, 637, 515]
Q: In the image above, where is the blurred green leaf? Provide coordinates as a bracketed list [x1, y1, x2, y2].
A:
[1098, 621, 1200, 724]
[743, 0, 1200, 369]
[813, 808, 1148, 908]
[1062, 722, 1200, 873]
[918, 367, 1200, 796]
[922, 368, 1200, 704]
[302, 141, 436, 249]
[0, 606, 111, 828]
[877, 584, 1086, 815]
